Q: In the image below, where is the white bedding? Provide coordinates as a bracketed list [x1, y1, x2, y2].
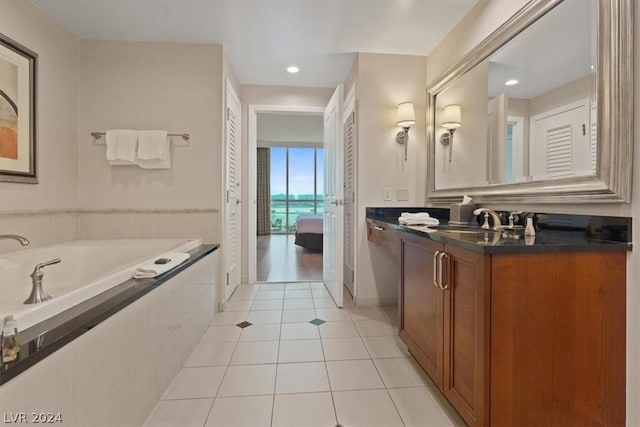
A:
[296, 213, 323, 234]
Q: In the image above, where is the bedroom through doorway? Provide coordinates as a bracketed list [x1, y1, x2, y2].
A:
[255, 111, 324, 282]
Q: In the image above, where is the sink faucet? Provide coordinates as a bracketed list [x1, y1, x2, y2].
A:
[473, 208, 503, 232]
[0, 235, 30, 246]
[24, 258, 60, 304]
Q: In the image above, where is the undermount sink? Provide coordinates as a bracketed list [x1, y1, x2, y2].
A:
[427, 225, 490, 234]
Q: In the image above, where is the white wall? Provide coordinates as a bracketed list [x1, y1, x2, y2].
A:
[240, 85, 333, 283]
[354, 52, 428, 306]
[76, 40, 224, 243]
[257, 113, 324, 145]
[427, 0, 638, 422]
[0, 0, 79, 252]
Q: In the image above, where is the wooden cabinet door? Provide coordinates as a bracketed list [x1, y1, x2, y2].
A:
[442, 245, 490, 427]
[399, 232, 444, 388]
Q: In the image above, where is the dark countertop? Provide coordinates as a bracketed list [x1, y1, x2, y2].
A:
[0, 244, 219, 385]
[366, 207, 632, 254]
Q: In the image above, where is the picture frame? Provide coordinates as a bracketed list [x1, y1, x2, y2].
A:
[0, 33, 37, 183]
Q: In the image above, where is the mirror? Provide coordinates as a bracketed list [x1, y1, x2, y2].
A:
[426, 0, 633, 204]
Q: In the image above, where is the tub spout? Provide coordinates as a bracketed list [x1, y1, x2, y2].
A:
[0, 235, 30, 246]
[24, 258, 60, 304]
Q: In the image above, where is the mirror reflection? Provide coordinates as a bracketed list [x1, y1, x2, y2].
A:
[434, 0, 597, 190]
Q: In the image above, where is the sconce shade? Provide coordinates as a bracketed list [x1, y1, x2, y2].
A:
[396, 102, 416, 127]
[442, 104, 462, 129]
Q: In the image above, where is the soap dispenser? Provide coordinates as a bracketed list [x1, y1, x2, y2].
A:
[2, 315, 20, 363]
[525, 217, 536, 237]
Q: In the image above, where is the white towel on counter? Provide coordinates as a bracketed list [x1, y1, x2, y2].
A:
[137, 130, 170, 169]
[106, 129, 138, 165]
[398, 212, 440, 226]
[132, 252, 190, 279]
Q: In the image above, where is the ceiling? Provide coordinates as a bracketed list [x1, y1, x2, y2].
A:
[30, 0, 476, 88]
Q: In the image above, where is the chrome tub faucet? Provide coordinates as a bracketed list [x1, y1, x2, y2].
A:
[24, 258, 61, 304]
[0, 235, 30, 246]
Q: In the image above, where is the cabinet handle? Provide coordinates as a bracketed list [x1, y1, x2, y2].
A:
[374, 226, 385, 231]
[433, 250, 441, 288]
[436, 252, 446, 290]
[439, 252, 449, 290]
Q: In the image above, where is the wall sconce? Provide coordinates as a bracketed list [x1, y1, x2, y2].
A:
[440, 104, 461, 163]
[396, 102, 416, 161]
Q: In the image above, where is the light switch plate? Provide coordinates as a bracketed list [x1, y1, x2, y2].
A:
[397, 188, 410, 201]
[383, 188, 392, 201]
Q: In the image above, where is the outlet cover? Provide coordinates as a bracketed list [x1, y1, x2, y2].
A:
[383, 188, 392, 201]
[397, 188, 410, 201]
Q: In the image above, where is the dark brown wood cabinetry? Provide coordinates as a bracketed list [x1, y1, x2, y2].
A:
[394, 230, 626, 427]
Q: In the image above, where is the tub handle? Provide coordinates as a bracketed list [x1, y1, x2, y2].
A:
[24, 258, 61, 304]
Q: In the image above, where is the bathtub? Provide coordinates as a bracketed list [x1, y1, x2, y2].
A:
[0, 238, 202, 332]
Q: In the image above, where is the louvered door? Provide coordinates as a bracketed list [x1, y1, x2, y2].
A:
[224, 81, 242, 302]
[343, 105, 356, 297]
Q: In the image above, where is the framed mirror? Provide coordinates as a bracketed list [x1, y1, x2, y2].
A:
[426, 0, 633, 204]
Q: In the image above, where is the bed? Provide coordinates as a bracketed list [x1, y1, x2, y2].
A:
[294, 213, 323, 251]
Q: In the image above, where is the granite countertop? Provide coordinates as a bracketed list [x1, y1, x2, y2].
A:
[366, 207, 632, 254]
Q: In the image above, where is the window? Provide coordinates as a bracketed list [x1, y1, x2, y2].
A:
[270, 147, 324, 233]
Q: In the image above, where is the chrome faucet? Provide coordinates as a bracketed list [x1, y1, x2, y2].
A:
[24, 258, 61, 304]
[0, 235, 30, 246]
[507, 211, 523, 228]
[473, 208, 503, 232]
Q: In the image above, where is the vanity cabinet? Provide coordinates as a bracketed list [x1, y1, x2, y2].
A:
[397, 230, 626, 427]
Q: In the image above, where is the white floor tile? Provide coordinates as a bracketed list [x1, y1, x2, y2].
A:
[200, 325, 242, 343]
[282, 309, 317, 323]
[312, 289, 331, 298]
[217, 365, 277, 397]
[247, 310, 282, 324]
[326, 360, 384, 391]
[229, 286, 258, 301]
[354, 319, 398, 337]
[272, 392, 336, 427]
[210, 311, 248, 326]
[318, 321, 359, 339]
[380, 305, 399, 324]
[362, 336, 410, 359]
[255, 290, 285, 300]
[347, 307, 388, 321]
[206, 395, 273, 427]
[144, 398, 213, 427]
[373, 358, 429, 388]
[280, 323, 320, 340]
[283, 298, 315, 309]
[225, 299, 253, 311]
[313, 297, 337, 308]
[333, 389, 404, 427]
[285, 282, 311, 290]
[315, 308, 352, 322]
[260, 283, 286, 290]
[322, 337, 370, 361]
[185, 341, 236, 367]
[162, 367, 226, 399]
[230, 341, 279, 365]
[239, 323, 281, 342]
[275, 362, 330, 394]
[388, 387, 460, 427]
[309, 282, 326, 289]
[284, 289, 313, 299]
[251, 299, 284, 310]
[278, 339, 324, 363]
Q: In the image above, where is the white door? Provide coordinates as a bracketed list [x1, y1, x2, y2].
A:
[224, 80, 242, 301]
[323, 85, 344, 307]
[343, 88, 356, 298]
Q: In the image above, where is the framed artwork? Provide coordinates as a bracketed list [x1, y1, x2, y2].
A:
[0, 33, 37, 183]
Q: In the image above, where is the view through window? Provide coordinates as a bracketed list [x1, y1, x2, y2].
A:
[270, 147, 324, 233]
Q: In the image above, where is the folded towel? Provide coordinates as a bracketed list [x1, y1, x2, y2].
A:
[106, 129, 138, 165]
[133, 252, 190, 279]
[400, 212, 433, 219]
[398, 212, 440, 226]
[137, 130, 171, 169]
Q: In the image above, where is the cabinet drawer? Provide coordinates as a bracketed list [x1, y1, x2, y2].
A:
[366, 220, 397, 256]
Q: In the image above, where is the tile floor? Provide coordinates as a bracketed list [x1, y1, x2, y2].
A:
[144, 282, 464, 427]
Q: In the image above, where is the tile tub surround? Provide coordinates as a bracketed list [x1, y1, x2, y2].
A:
[366, 207, 632, 254]
[144, 283, 465, 427]
[0, 245, 218, 393]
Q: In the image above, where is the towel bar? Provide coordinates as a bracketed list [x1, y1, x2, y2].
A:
[90, 132, 190, 141]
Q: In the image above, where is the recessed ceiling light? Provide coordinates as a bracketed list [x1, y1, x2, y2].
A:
[287, 65, 299, 74]
[505, 79, 519, 86]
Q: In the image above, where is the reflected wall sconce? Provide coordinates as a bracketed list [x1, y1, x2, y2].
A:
[396, 102, 416, 161]
[440, 104, 461, 162]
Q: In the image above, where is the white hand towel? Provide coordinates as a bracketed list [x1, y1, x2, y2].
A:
[398, 213, 440, 226]
[137, 130, 171, 169]
[133, 252, 190, 279]
[106, 129, 138, 164]
[400, 212, 433, 219]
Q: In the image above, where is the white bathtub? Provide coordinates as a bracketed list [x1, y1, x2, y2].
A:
[0, 238, 202, 331]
